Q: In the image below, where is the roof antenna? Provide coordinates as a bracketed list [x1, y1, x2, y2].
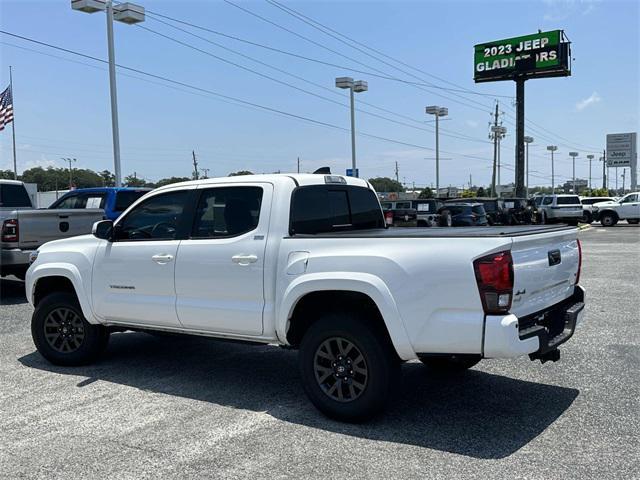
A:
[313, 167, 331, 174]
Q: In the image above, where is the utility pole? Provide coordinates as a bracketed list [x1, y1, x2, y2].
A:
[192, 150, 199, 180]
[569, 152, 578, 194]
[587, 154, 594, 191]
[490, 102, 499, 197]
[395, 161, 399, 184]
[621, 168, 626, 193]
[9, 66, 17, 180]
[514, 77, 526, 198]
[547, 146, 558, 194]
[61, 157, 76, 189]
[602, 149, 607, 190]
[297, 156, 300, 174]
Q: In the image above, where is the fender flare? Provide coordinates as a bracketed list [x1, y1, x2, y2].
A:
[277, 272, 416, 360]
[27, 263, 100, 324]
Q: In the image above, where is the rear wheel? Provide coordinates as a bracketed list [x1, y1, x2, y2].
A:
[419, 355, 481, 372]
[581, 211, 592, 224]
[439, 211, 452, 227]
[32, 292, 109, 366]
[600, 213, 618, 227]
[298, 312, 400, 422]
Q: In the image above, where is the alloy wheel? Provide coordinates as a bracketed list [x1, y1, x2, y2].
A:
[314, 337, 368, 402]
[44, 307, 85, 353]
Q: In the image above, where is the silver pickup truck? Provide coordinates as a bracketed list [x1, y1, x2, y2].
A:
[1, 179, 105, 279]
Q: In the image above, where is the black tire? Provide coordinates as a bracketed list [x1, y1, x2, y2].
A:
[627, 219, 639, 225]
[419, 355, 481, 372]
[32, 292, 109, 366]
[539, 211, 547, 224]
[581, 211, 592, 224]
[298, 312, 400, 422]
[439, 211, 452, 227]
[600, 213, 618, 227]
[566, 219, 579, 226]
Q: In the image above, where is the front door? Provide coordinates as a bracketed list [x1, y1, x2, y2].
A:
[175, 184, 271, 335]
[92, 189, 191, 327]
[619, 194, 640, 219]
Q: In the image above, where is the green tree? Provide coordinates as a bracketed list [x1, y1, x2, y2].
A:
[461, 189, 476, 198]
[228, 170, 254, 176]
[476, 187, 486, 197]
[124, 174, 148, 187]
[0, 170, 16, 180]
[155, 176, 191, 187]
[418, 187, 434, 199]
[368, 177, 404, 193]
[99, 170, 115, 187]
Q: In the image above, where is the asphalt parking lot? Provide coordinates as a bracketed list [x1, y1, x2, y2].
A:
[1, 225, 638, 480]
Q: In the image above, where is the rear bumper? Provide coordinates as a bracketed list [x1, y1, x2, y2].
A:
[0, 248, 33, 276]
[483, 286, 585, 359]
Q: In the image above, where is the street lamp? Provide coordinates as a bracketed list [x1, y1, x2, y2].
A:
[586, 154, 594, 190]
[569, 152, 579, 193]
[547, 145, 558, 193]
[72, 0, 145, 187]
[490, 125, 506, 196]
[336, 76, 367, 177]
[61, 157, 77, 189]
[425, 105, 448, 196]
[524, 136, 533, 197]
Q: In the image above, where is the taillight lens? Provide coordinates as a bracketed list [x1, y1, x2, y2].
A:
[1, 219, 19, 242]
[473, 250, 514, 314]
[575, 239, 582, 284]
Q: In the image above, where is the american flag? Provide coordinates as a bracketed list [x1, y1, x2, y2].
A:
[0, 85, 14, 132]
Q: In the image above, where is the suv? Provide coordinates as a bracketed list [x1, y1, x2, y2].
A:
[437, 203, 488, 227]
[462, 198, 509, 225]
[411, 199, 444, 227]
[580, 196, 615, 224]
[591, 192, 640, 226]
[537, 195, 582, 225]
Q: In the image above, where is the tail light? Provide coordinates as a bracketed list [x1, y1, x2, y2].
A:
[575, 239, 582, 284]
[1, 219, 19, 242]
[473, 250, 514, 314]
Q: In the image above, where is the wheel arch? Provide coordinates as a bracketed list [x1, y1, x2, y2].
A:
[279, 273, 416, 360]
[28, 265, 99, 324]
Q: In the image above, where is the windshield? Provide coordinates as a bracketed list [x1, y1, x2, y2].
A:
[557, 196, 581, 205]
[0, 183, 32, 208]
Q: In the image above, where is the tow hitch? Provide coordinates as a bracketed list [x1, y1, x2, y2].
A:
[530, 348, 561, 363]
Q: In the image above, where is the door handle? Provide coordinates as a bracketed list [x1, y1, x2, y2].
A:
[232, 254, 258, 265]
[152, 254, 174, 264]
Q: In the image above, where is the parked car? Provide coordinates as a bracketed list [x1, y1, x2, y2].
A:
[579, 196, 615, 224]
[1, 180, 105, 280]
[27, 173, 585, 421]
[449, 197, 509, 225]
[437, 203, 489, 227]
[50, 187, 151, 221]
[591, 192, 640, 226]
[537, 194, 583, 225]
[411, 199, 444, 227]
[503, 198, 534, 225]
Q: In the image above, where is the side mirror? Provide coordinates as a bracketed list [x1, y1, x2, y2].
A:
[92, 220, 114, 241]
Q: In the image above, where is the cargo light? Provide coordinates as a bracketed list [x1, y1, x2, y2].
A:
[1, 218, 19, 242]
[473, 250, 514, 314]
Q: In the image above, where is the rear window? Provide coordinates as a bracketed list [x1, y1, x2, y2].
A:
[290, 185, 384, 234]
[0, 183, 32, 208]
[477, 200, 496, 212]
[472, 205, 485, 215]
[115, 190, 148, 212]
[557, 196, 581, 205]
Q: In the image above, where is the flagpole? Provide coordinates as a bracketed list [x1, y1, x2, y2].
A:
[9, 66, 17, 180]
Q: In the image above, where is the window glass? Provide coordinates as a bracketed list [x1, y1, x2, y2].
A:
[543, 197, 553, 205]
[557, 196, 580, 205]
[192, 187, 263, 238]
[472, 205, 485, 215]
[395, 201, 411, 209]
[290, 185, 384, 234]
[480, 201, 496, 212]
[328, 190, 350, 226]
[0, 184, 32, 207]
[448, 206, 464, 215]
[115, 190, 148, 212]
[54, 194, 81, 209]
[621, 194, 637, 203]
[116, 191, 188, 241]
[85, 195, 105, 209]
[380, 202, 392, 211]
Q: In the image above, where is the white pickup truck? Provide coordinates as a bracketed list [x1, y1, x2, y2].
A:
[26, 174, 585, 421]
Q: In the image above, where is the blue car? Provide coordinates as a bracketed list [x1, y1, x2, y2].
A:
[49, 187, 151, 221]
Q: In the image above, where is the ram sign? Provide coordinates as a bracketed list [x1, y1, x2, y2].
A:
[474, 30, 571, 83]
[606, 133, 637, 167]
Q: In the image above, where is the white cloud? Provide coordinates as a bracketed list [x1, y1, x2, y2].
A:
[465, 120, 479, 129]
[543, 0, 599, 21]
[576, 92, 601, 111]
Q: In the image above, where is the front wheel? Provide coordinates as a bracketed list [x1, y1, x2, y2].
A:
[419, 355, 481, 372]
[581, 211, 592, 224]
[298, 313, 400, 422]
[32, 292, 109, 366]
[600, 213, 618, 227]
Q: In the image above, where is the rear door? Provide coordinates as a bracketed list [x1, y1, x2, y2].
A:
[510, 229, 580, 317]
[174, 183, 271, 335]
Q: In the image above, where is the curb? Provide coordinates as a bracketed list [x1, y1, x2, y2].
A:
[578, 224, 592, 231]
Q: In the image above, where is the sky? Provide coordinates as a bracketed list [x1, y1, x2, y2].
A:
[0, 0, 638, 189]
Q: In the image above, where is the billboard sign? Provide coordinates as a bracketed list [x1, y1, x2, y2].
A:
[474, 30, 571, 83]
[606, 133, 637, 167]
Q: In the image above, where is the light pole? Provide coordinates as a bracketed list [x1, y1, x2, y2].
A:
[586, 154, 594, 191]
[490, 125, 506, 196]
[569, 152, 579, 194]
[426, 106, 448, 196]
[547, 145, 558, 193]
[336, 77, 367, 177]
[72, 1, 145, 187]
[61, 157, 77, 189]
[524, 136, 533, 197]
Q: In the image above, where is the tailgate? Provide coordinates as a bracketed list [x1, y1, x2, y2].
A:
[16, 209, 105, 248]
[510, 228, 580, 317]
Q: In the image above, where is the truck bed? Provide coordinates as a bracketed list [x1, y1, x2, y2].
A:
[292, 225, 575, 238]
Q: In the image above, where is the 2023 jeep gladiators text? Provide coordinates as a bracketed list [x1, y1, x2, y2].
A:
[27, 174, 585, 421]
